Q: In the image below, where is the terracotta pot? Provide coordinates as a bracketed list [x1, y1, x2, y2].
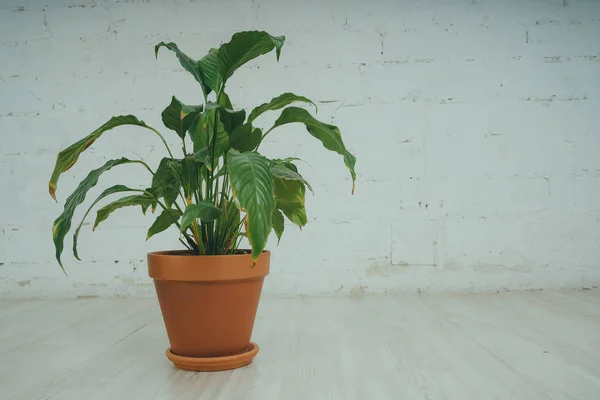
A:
[148, 250, 269, 370]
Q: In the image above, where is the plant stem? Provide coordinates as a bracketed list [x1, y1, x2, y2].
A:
[141, 189, 198, 252]
[146, 126, 174, 159]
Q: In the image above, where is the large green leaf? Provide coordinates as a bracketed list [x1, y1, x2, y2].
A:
[218, 107, 246, 134]
[180, 200, 223, 231]
[51, 158, 143, 270]
[272, 208, 284, 244]
[161, 96, 202, 139]
[72, 184, 141, 260]
[49, 115, 148, 200]
[230, 124, 261, 153]
[146, 208, 182, 240]
[274, 177, 307, 227]
[227, 149, 275, 260]
[93, 194, 154, 230]
[267, 107, 356, 193]
[198, 48, 222, 94]
[152, 158, 182, 208]
[248, 93, 317, 123]
[270, 161, 313, 193]
[218, 31, 285, 83]
[155, 42, 210, 96]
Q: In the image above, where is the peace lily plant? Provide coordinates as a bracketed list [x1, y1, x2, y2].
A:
[49, 31, 356, 272]
[49, 30, 356, 371]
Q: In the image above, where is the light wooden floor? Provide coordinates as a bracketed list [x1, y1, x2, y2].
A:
[1, 290, 599, 400]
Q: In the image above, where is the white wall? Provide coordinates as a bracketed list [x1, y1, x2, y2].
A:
[1, 0, 599, 298]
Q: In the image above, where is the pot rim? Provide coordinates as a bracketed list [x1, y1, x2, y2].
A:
[147, 249, 270, 258]
[148, 249, 270, 282]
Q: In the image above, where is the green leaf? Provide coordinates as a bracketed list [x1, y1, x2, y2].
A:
[161, 96, 202, 139]
[51, 158, 143, 270]
[146, 208, 182, 240]
[72, 184, 138, 260]
[155, 42, 210, 97]
[218, 107, 246, 134]
[191, 147, 212, 169]
[248, 93, 317, 123]
[223, 198, 241, 236]
[190, 104, 229, 158]
[230, 124, 261, 153]
[180, 200, 223, 231]
[267, 107, 356, 193]
[272, 208, 284, 244]
[49, 115, 148, 200]
[270, 161, 313, 193]
[152, 158, 181, 208]
[274, 177, 307, 227]
[181, 157, 201, 199]
[218, 31, 285, 83]
[213, 165, 228, 180]
[94, 194, 154, 230]
[218, 91, 233, 109]
[198, 48, 222, 94]
[227, 149, 276, 260]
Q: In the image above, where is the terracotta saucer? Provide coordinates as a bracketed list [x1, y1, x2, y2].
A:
[166, 342, 260, 372]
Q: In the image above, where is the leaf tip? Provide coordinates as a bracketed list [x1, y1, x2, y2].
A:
[49, 184, 57, 201]
[58, 260, 67, 276]
[352, 182, 355, 195]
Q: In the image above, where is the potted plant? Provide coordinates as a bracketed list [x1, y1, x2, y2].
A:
[49, 31, 356, 371]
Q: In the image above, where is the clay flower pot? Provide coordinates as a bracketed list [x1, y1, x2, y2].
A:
[148, 250, 270, 371]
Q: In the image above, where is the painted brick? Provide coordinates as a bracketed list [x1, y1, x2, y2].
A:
[1, 0, 599, 298]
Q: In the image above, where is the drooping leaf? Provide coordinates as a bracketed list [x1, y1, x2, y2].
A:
[267, 107, 356, 193]
[274, 177, 307, 227]
[218, 31, 285, 83]
[73, 184, 138, 260]
[218, 107, 246, 134]
[180, 200, 223, 231]
[272, 208, 284, 244]
[94, 195, 154, 230]
[270, 161, 313, 193]
[51, 158, 143, 270]
[198, 48, 222, 94]
[227, 149, 276, 260]
[146, 208, 182, 240]
[161, 96, 202, 139]
[230, 124, 261, 153]
[155, 42, 210, 96]
[152, 158, 182, 208]
[248, 93, 317, 123]
[49, 115, 148, 200]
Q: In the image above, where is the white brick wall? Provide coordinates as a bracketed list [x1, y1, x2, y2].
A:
[1, 0, 599, 298]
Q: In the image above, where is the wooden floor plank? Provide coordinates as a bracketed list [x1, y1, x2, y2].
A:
[1, 290, 599, 400]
